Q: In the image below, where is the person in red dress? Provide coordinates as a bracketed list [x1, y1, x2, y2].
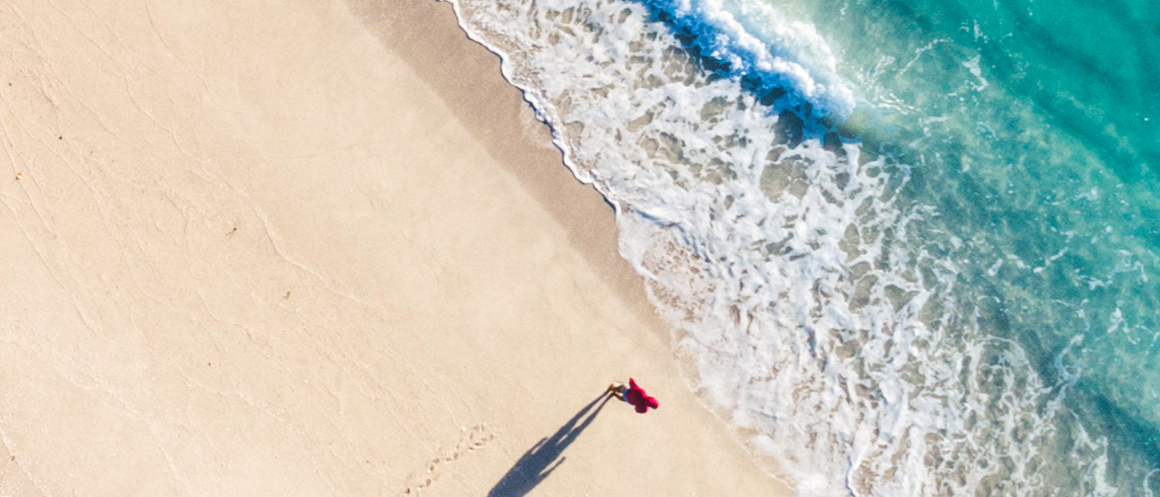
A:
[607, 377, 659, 413]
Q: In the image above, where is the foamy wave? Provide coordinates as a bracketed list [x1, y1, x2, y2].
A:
[638, 0, 856, 118]
[444, 0, 1114, 494]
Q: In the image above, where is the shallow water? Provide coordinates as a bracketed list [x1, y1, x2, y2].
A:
[446, 0, 1160, 493]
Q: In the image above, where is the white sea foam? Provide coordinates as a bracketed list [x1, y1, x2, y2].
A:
[444, 0, 1115, 494]
[651, 0, 856, 117]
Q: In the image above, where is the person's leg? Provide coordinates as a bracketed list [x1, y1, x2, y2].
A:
[606, 382, 626, 400]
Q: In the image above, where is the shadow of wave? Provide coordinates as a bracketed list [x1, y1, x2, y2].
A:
[488, 392, 612, 497]
[632, 0, 854, 146]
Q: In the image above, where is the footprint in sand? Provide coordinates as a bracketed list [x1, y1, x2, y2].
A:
[400, 424, 495, 495]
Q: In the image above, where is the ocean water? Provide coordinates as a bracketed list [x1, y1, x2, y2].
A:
[444, 0, 1160, 494]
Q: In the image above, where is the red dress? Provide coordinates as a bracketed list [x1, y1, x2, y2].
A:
[624, 377, 659, 413]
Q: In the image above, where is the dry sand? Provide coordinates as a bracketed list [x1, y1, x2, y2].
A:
[0, 0, 793, 495]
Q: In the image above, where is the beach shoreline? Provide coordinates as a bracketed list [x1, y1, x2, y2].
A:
[346, 0, 662, 333]
[0, 0, 793, 495]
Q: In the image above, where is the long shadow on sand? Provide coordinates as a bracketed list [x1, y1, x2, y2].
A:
[488, 392, 612, 497]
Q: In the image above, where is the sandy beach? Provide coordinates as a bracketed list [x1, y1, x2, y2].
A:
[0, 0, 792, 495]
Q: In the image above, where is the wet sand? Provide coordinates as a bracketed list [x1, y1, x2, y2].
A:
[0, 1, 793, 495]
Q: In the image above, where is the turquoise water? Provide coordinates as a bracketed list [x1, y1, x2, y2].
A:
[451, 0, 1160, 492]
[792, 0, 1160, 491]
